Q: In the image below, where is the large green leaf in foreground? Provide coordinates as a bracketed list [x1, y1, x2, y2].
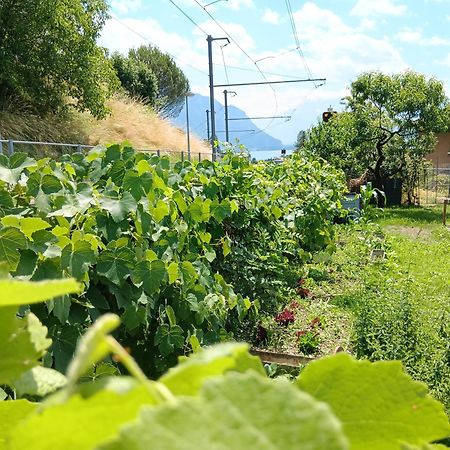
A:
[0, 279, 82, 384]
[160, 342, 264, 396]
[101, 372, 348, 450]
[0, 279, 82, 306]
[7, 385, 157, 450]
[0, 400, 37, 449]
[0, 310, 51, 385]
[296, 353, 450, 450]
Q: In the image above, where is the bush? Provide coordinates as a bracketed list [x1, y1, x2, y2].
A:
[0, 146, 344, 376]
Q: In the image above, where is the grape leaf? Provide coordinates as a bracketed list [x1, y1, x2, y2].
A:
[8, 385, 157, 450]
[97, 247, 135, 286]
[0, 152, 36, 184]
[0, 310, 51, 384]
[0, 400, 37, 448]
[101, 372, 348, 450]
[154, 324, 184, 357]
[159, 342, 264, 396]
[296, 353, 450, 450]
[188, 197, 211, 222]
[100, 192, 137, 223]
[61, 240, 96, 279]
[0, 279, 81, 306]
[150, 200, 169, 223]
[0, 227, 27, 271]
[132, 260, 166, 295]
[13, 366, 67, 397]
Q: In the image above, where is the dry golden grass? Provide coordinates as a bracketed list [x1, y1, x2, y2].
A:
[84, 96, 210, 158]
[0, 95, 210, 158]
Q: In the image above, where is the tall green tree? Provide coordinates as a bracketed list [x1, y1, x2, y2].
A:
[301, 71, 449, 191]
[0, 0, 118, 118]
[111, 53, 158, 105]
[129, 45, 190, 118]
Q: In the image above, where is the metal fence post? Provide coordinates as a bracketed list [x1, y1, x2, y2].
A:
[8, 139, 14, 156]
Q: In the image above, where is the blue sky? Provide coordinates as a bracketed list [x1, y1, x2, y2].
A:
[100, 0, 450, 145]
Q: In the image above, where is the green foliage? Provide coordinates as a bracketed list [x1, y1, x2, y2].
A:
[214, 152, 345, 312]
[0, 288, 448, 450]
[302, 213, 450, 413]
[298, 353, 450, 450]
[0, 145, 343, 374]
[128, 45, 190, 118]
[110, 53, 158, 106]
[301, 71, 449, 190]
[0, 0, 118, 118]
[0, 279, 81, 386]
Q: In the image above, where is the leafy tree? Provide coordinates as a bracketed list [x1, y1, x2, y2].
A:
[111, 53, 158, 105]
[128, 45, 190, 118]
[0, 0, 118, 118]
[301, 71, 449, 192]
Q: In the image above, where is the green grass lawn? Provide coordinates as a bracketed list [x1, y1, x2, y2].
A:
[257, 205, 450, 411]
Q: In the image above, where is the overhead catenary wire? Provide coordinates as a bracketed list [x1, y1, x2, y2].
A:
[168, 0, 209, 36]
[284, 0, 317, 87]
[220, 44, 230, 85]
[192, 0, 280, 132]
[109, 14, 209, 77]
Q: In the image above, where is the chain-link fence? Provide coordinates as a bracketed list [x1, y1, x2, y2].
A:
[416, 166, 450, 205]
[0, 138, 212, 162]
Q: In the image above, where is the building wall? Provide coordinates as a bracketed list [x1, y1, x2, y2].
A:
[426, 132, 450, 168]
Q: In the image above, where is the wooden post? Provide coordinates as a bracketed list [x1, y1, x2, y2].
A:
[443, 199, 449, 226]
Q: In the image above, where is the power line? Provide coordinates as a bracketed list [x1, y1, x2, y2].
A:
[168, 0, 209, 36]
[192, 0, 280, 131]
[212, 62, 314, 80]
[284, 0, 316, 86]
[109, 14, 209, 77]
[214, 78, 325, 87]
[220, 44, 230, 85]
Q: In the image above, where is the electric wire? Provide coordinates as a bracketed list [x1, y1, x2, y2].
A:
[284, 0, 316, 86]
[168, 0, 209, 36]
[192, 0, 280, 132]
[220, 44, 230, 85]
[109, 14, 209, 77]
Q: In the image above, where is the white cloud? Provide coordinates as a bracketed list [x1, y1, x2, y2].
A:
[110, 0, 142, 14]
[260, 3, 407, 83]
[397, 29, 450, 45]
[262, 8, 281, 25]
[358, 18, 377, 31]
[226, 0, 254, 9]
[351, 0, 407, 17]
[397, 30, 422, 43]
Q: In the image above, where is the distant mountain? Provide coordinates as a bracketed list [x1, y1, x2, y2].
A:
[172, 94, 283, 151]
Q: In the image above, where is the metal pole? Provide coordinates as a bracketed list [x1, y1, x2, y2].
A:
[8, 139, 14, 156]
[207, 35, 216, 161]
[224, 90, 229, 142]
[185, 94, 191, 160]
[206, 110, 210, 141]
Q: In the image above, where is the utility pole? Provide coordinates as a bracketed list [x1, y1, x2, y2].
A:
[206, 110, 210, 141]
[185, 94, 191, 160]
[223, 90, 236, 143]
[207, 35, 229, 161]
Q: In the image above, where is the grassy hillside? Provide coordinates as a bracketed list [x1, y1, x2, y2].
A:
[0, 95, 210, 158]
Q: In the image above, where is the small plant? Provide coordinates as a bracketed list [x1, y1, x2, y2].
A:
[297, 329, 320, 355]
[275, 309, 296, 326]
[296, 316, 323, 355]
[296, 278, 311, 298]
